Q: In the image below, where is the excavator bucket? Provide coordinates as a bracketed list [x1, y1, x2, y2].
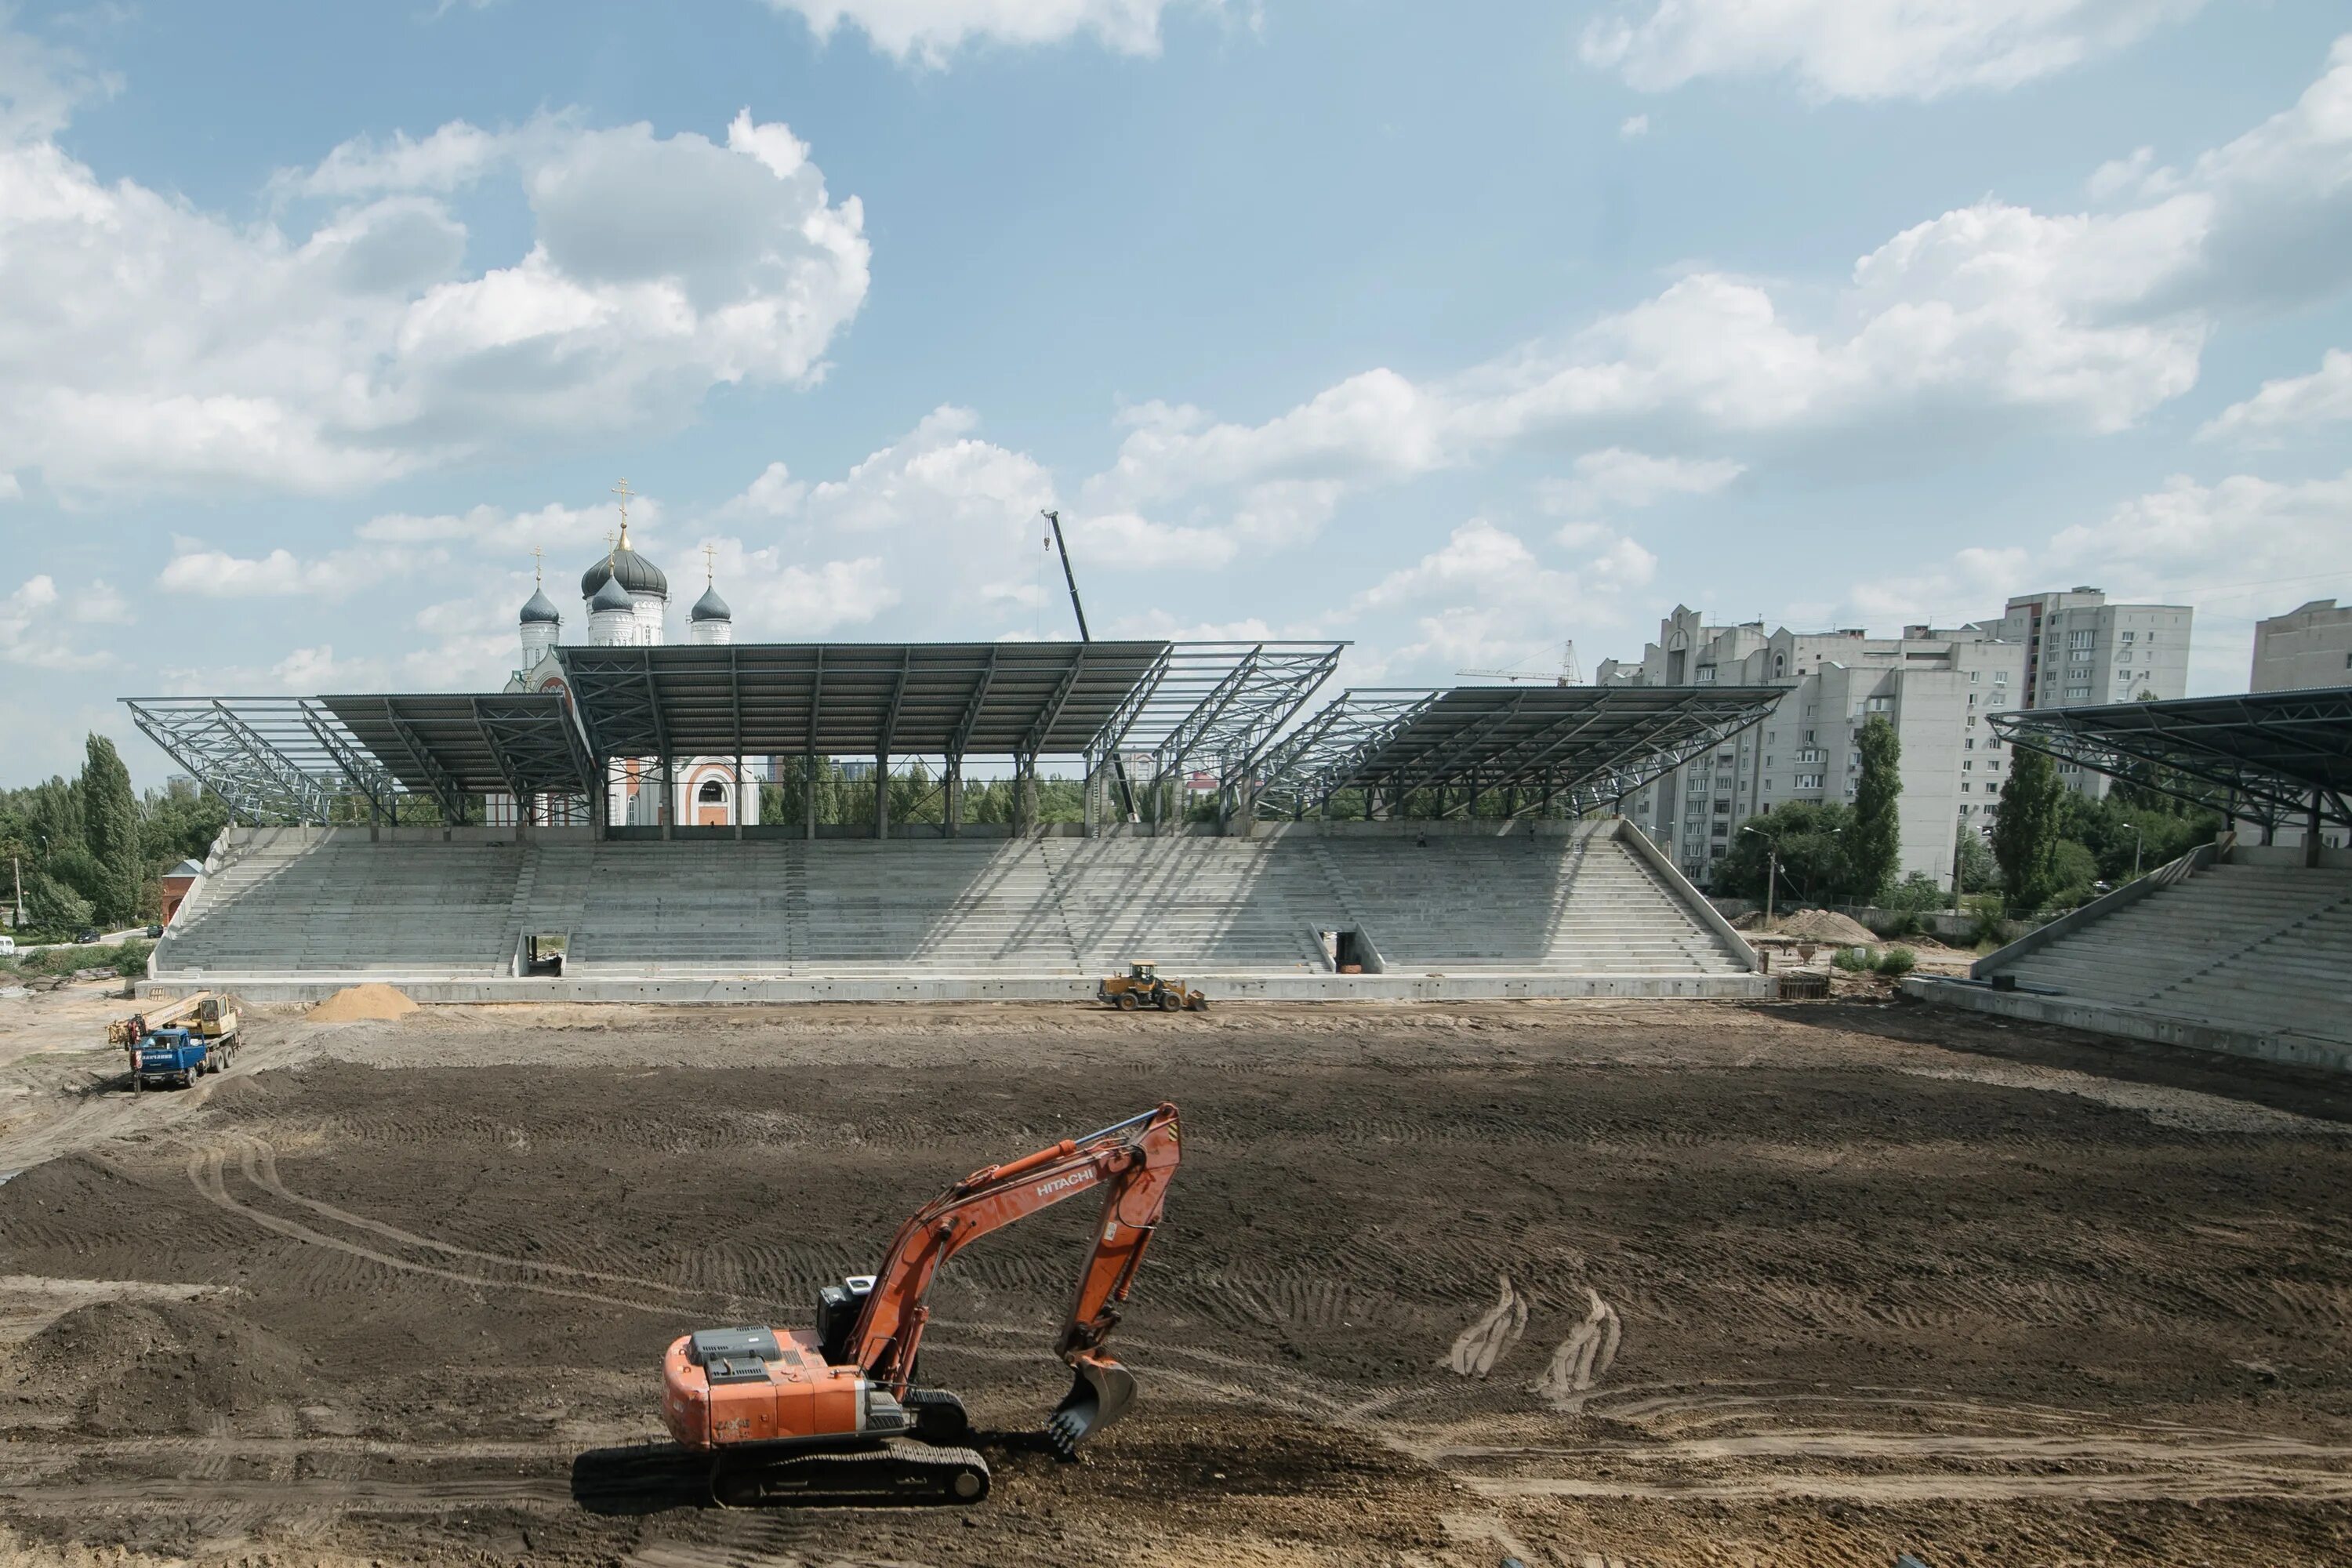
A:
[1046, 1355, 1137, 1457]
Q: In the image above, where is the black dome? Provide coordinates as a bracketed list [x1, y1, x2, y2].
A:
[589, 575, 636, 614]
[581, 539, 667, 600]
[519, 586, 561, 625]
[691, 583, 732, 622]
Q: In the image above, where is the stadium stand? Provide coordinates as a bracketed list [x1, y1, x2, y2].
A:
[153, 820, 1754, 989]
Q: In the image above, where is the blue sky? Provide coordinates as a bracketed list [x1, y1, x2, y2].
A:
[3, 0, 2351, 784]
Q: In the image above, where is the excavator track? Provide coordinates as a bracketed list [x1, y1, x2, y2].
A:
[710, 1439, 989, 1508]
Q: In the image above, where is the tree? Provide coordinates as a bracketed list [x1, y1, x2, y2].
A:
[77, 737, 143, 927]
[1955, 828, 1999, 894]
[1846, 715, 1902, 903]
[1991, 744, 2067, 915]
[22, 870, 93, 936]
[1713, 802, 1853, 902]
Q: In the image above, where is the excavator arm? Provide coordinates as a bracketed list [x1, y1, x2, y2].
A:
[846, 1102, 1181, 1450]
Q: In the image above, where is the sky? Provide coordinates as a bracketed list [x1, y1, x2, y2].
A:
[3, 0, 2351, 786]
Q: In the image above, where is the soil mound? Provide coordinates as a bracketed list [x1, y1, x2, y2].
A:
[307, 983, 418, 1022]
[2, 1297, 308, 1435]
[1774, 909, 1878, 945]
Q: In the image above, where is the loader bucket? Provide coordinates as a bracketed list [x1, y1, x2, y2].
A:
[1046, 1356, 1137, 1458]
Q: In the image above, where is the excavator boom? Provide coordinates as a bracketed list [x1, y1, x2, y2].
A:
[654, 1102, 1182, 1506]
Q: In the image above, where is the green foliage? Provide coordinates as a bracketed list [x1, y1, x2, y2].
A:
[1964, 892, 2008, 948]
[1846, 715, 1902, 902]
[2056, 790, 2221, 884]
[21, 870, 93, 936]
[2046, 840, 2101, 909]
[1991, 745, 2067, 914]
[1876, 946, 1917, 978]
[1713, 802, 1853, 902]
[1878, 872, 1948, 913]
[1955, 828, 2000, 895]
[79, 736, 143, 926]
[1831, 946, 1874, 972]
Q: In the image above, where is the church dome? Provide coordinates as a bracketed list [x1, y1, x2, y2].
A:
[581, 529, 668, 600]
[690, 583, 732, 622]
[589, 574, 635, 614]
[519, 586, 561, 626]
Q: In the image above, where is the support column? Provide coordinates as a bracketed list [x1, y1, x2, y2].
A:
[732, 757, 743, 841]
[2310, 794, 2325, 868]
[804, 752, 818, 842]
[1014, 753, 1037, 837]
[945, 756, 964, 838]
[874, 752, 890, 840]
[659, 753, 674, 840]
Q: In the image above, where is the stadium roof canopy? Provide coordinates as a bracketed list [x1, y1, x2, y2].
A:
[1989, 688, 2352, 833]
[122, 640, 1345, 823]
[1257, 684, 1784, 818]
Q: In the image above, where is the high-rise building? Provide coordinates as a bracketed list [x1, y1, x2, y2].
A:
[1984, 589, 2191, 798]
[2251, 599, 2352, 692]
[1597, 607, 2026, 891]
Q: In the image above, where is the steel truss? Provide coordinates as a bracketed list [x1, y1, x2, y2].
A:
[1080, 641, 1346, 820]
[1990, 689, 2352, 835]
[1256, 685, 1783, 820]
[122, 698, 398, 825]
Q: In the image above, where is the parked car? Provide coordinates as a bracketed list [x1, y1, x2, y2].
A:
[144, 924, 164, 938]
[0, 935, 14, 956]
[74, 930, 100, 944]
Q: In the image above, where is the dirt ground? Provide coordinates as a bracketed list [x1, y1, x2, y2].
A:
[2, 984, 2351, 1566]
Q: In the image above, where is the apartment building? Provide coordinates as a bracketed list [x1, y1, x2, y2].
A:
[2251, 599, 2352, 692]
[1597, 607, 2027, 891]
[1977, 588, 2190, 799]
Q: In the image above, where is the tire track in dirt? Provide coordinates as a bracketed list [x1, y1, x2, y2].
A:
[183, 1144, 684, 1317]
[1444, 1276, 1529, 1378]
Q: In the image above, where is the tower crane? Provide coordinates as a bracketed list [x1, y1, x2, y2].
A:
[1457, 641, 1581, 687]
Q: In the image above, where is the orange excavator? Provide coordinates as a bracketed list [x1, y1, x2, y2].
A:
[658, 1102, 1182, 1507]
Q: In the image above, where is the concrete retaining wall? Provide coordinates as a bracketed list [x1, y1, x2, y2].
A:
[1902, 975, 2352, 1075]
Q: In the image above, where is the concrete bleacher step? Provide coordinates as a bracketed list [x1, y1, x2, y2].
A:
[156, 823, 1751, 982]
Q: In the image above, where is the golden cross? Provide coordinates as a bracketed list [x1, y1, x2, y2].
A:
[612, 477, 633, 543]
[530, 543, 544, 586]
[702, 542, 717, 584]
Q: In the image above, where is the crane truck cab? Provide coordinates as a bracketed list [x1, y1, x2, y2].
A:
[129, 1026, 212, 1091]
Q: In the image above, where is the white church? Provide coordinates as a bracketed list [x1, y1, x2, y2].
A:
[498, 492, 760, 829]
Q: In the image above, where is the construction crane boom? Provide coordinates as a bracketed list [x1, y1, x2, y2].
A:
[1457, 641, 1580, 687]
[1042, 510, 1090, 643]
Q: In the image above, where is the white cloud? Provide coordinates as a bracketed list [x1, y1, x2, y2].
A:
[357, 498, 646, 557]
[0, 58, 870, 496]
[70, 580, 129, 625]
[2200, 348, 2352, 442]
[1619, 114, 1650, 139]
[1581, 0, 2201, 102]
[0, 573, 111, 670]
[1542, 448, 1743, 514]
[1349, 519, 1659, 682]
[156, 543, 440, 601]
[1078, 35, 2352, 543]
[762, 0, 1218, 65]
[0, 471, 18, 503]
[2089, 144, 2156, 200]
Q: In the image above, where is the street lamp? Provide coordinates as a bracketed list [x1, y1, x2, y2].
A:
[2124, 821, 2144, 880]
[1740, 823, 1838, 924]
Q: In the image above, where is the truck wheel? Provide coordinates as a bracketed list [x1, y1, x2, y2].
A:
[1158, 990, 1181, 1012]
[1115, 992, 1139, 1011]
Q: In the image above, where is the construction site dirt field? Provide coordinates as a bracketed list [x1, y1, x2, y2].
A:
[4, 990, 2352, 1566]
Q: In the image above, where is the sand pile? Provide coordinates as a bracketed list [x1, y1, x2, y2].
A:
[306, 982, 418, 1022]
[1773, 909, 1879, 945]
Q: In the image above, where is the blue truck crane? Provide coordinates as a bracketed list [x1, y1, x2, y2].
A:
[128, 1023, 233, 1091]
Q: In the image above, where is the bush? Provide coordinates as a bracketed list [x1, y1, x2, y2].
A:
[1831, 946, 1875, 972]
[1876, 946, 1917, 978]
[110, 939, 153, 978]
[1964, 893, 2007, 948]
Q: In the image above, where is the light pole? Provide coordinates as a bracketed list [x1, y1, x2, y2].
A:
[1741, 823, 1780, 927]
[2124, 821, 2143, 880]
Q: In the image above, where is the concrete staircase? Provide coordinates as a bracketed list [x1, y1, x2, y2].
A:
[151, 822, 1754, 984]
[159, 837, 522, 976]
[1988, 861, 2352, 1046]
[1319, 832, 1750, 975]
